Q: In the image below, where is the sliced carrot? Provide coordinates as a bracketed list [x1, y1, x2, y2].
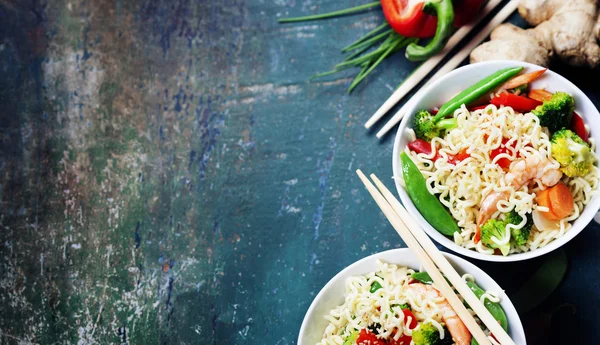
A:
[528, 89, 553, 103]
[536, 188, 561, 220]
[548, 182, 574, 219]
[503, 69, 547, 90]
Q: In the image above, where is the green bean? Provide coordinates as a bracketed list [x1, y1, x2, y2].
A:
[467, 281, 509, 345]
[433, 67, 524, 122]
[400, 152, 459, 236]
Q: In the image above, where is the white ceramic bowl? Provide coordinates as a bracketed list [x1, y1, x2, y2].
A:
[392, 60, 600, 262]
[298, 248, 526, 345]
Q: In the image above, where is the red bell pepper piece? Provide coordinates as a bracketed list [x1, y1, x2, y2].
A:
[570, 112, 589, 143]
[490, 92, 542, 112]
[448, 148, 470, 165]
[389, 309, 419, 345]
[381, 0, 486, 38]
[356, 329, 386, 345]
[408, 139, 469, 164]
[409, 139, 447, 162]
[468, 104, 490, 111]
[408, 139, 434, 156]
[408, 139, 442, 161]
[490, 139, 518, 170]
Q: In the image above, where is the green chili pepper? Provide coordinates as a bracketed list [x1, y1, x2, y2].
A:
[370, 281, 383, 293]
[400, 152, 459, 236]
[467, 281, 509, 345]
[433, 67, 524, 122]
[405, 0, 454, 61]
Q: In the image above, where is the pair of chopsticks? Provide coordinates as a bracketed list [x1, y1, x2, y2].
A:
[356, 170, 516, 345]
[365, 0, 519, 139]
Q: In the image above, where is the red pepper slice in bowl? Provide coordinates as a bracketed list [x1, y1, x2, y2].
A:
[570, 112, 589, 143]
[490, 92, 542, 112]
[490, 139, 519, 170]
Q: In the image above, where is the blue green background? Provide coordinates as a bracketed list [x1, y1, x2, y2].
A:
[1, 1, 599, 344]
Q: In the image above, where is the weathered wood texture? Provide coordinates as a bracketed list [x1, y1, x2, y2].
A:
[1, 0, 599, 344]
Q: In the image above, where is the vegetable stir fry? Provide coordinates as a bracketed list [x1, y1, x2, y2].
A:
[403, 67, 599, 256]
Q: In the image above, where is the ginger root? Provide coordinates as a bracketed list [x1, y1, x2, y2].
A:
[471, 0, 600, 68]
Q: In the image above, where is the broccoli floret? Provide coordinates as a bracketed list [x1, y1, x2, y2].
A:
[342, 330, 359, 345]
[413, 110, 457, 141]
[505, 211, 533, 246]
[532, 91, 574, 133]
[480, 219, 511, 256]
[551, 129, 593, 177]
[412, 323, 453, 345]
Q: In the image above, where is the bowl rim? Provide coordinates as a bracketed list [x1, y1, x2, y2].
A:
[297, 248, 526, 345]
[392, 60, 600, 262]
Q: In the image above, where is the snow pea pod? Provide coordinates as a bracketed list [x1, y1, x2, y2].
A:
[400, 152, 459, 236]
[433, 66, 524, 122]
[468, 280, 508, 345]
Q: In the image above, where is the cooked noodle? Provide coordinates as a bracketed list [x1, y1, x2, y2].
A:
[317, 260, 499, 345]
[404, 104, 600, 254]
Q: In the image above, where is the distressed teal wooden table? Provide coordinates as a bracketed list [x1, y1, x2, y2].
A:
[1, 1, 600, 344]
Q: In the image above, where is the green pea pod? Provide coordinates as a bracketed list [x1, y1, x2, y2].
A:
[405, 0, 454, 61]
[433, 67, 524, 122]
[411, 271, 434, 284]
[400, 152, 459, 236]
[468, 280, 509, 345]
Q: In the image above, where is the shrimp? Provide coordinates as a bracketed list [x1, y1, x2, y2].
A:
[406, 283, 471, 345]
[476, 154, 562, 228]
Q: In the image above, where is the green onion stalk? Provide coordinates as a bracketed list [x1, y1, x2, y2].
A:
[278, 2, 417, 93]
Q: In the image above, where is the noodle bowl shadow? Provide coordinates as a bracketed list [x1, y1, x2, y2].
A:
[393, 60, 600, 262]
[297, 249, 526, 345]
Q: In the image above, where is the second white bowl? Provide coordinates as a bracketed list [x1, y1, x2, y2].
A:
[297, 248, 526, 345]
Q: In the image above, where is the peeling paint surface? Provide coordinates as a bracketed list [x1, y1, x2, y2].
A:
[1, 1, 600, 344]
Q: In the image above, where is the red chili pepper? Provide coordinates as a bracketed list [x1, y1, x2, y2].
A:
[490, 139, 518, 170]
[490, 92, 542, 112]
[381, 0, 486, 38]
[357, 329, 387, 345]
[570, 112, 589, 143]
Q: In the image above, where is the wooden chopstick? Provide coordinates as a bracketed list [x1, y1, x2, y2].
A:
[368, 173, 517, 345]
[364, 0, 504, 130]
[374, 0, 519, 139]
[356, 170, 494, 345]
